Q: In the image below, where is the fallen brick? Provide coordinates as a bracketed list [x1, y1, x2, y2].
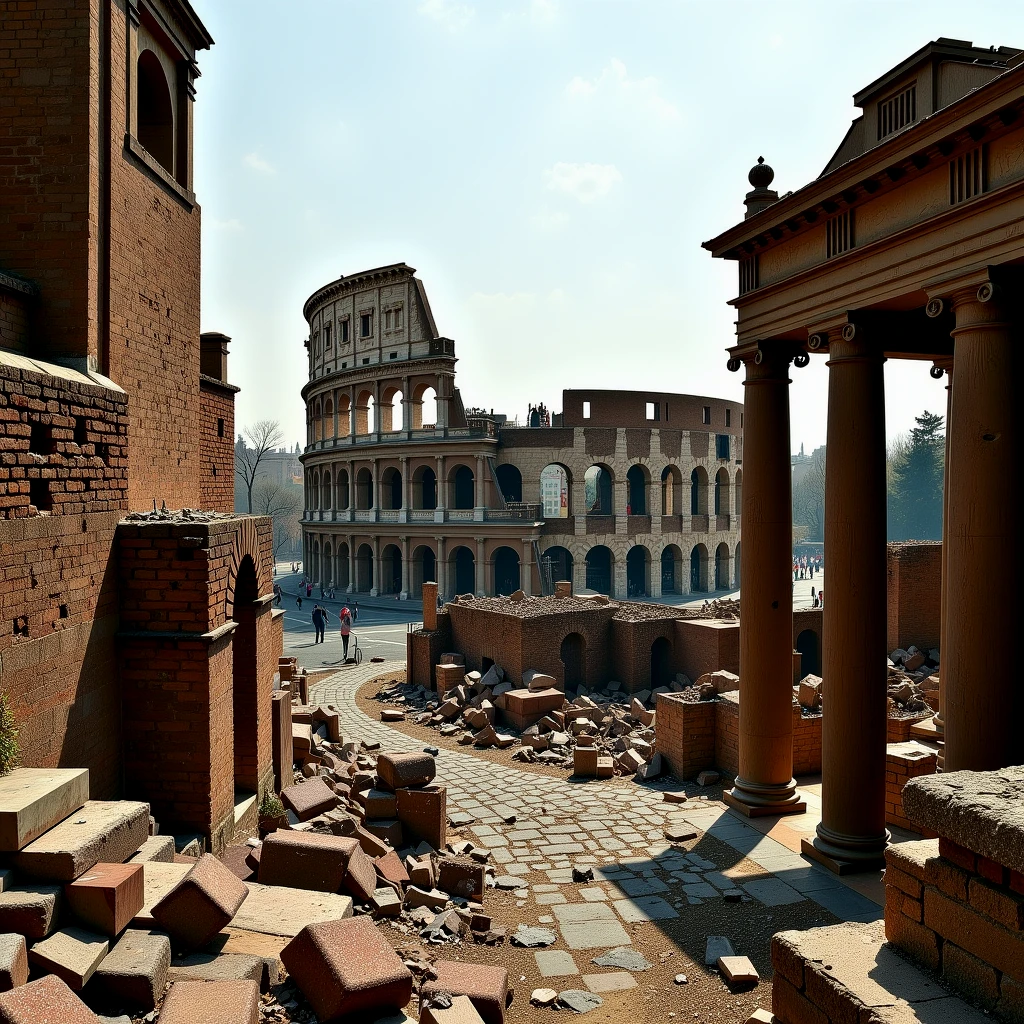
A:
[0, 933, 28, 992]
[258, 832, 377, 902]
[0, 973, 102, 1023]
[437, 858, 485, 900]
[65, 862, 144, 936]
[280, 779, 338, 822]
[151, 854, 248, 951]
[377, 753, 436, 792]
[397, 785, 447, 851]
[167, 952, 264, 985]
[154, 979, 259, 1024]
[129, 836, 176, 864]
[0, 884, 61, 939]
[422, 960, 509, 1024]
[91, 928, 170, 1010]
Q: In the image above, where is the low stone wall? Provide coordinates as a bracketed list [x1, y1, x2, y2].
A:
[654, 693, 715, 780]
[884, 741, 937, 835]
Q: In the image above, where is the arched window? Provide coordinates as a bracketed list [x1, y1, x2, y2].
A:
[584, 465, 613, 515]
[690, 467, 709, 515]
[495, 463, 523, 504]
[137, 50, 174, 175]
[540, 464, 570, 518]
[626, 465, 649, 515]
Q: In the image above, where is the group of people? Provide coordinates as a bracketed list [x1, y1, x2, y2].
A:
[793, 554, 821, 580]
[310, 602, 356, 658]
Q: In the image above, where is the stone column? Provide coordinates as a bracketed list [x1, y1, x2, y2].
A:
[402, 375, 411, 432]
[475, 537, 486, 596]
[725, 349, 804, 818]
[400, 456, 409, 523]
[333, 389, 340, 440]
[370, 458, 379, 521]
[803, 323, 888, 872]
[349, 386, 357, 437]
[347, 542, 354, 593]
[370, 536, 380, 596]
[400, 536, 410, 600]
[436, 537, 448, 599]
[931, 356, 952, 742]
[521, 538, 533, 596]
[474, 456, 486, 522]
[943, 285, 1020, 771]
[435, 455, 447, 523]
[573, 557, 587, 595]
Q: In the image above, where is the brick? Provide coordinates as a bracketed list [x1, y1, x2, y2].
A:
[968, 877, 1024, 930]
[151, 853, 248, 951]
[998, 973, 1024, 1023]
[375, 850, 410, 890]
[978, 856, 1007, 887]
[422, 993, 487, 1024]
[0, 974, 102, 1024]
[396, 785, 446, 851]
[0, 934, 28, 993]
[258, 832, 377, 903]
[355, 826, 391, 859]
[770, 932, 805, 990]
[574, 747, 598, 777]
[437, 858, 485, 900]
[422, 960, 509, 1024]
[884, 901, 940, 971]
[91, 928, 170, 1010]
[941, 941, 999, 1010]
[0, 884, 61, 939]
[281, 917, 413, 1019]
[65, 861, 144, 936]
[280, 779, 338, 822]
[770, 975, 828, 1024]
[924, 887, 1024, 980]
[884, 839, 937, 882]
[884, 866, 922, 900]
[923, 856, 969, 902]
[27, 925, 108, 991]
[938, 837, 976, 873]
[154, 979, 259, 1024]
[363, 789, 398, 820]
[129, 836, 175, 863]
[364, 819, 404, 848]
[0, 768, 90, 853]
[167, 952, 264, 985]
[377, 753, 436, 792]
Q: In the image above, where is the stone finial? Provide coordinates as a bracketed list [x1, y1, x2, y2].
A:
[748, 156, 775, 188]
[744, 156, 780, 220]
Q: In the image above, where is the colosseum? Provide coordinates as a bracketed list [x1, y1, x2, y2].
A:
[300, 263, 743, 602]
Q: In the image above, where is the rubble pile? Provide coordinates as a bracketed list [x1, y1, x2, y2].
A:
[373, 659, 699, 784]
[885, 645, 939, 717]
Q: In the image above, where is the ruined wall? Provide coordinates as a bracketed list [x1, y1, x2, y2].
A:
[655, 694, 716, 780]
[887, 541, 942, 653]
[674, 618, 740, 681]
[610, 616, 678, 694]
[198, 379, 236, 513]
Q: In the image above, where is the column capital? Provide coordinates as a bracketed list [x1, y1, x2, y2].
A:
[728, 339, 804, 375]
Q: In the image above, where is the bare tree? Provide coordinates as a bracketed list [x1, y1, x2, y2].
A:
[251, 480, 302, 566]
[235, 420, 284, 513]
[793, 448, 826, 542]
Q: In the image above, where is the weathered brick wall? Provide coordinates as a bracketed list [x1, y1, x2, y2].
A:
[887, 541, 941, 653]
[884, 743, 938, 835]
[0, 360, 128, 519]
[0, 277, 32, 352]
[198, 380, 236, 513]
[408, 613, 452, 688]
[655, 693, 716, 779]
[0, 510, 124, 796]
[610, 616, 679, 694]
[674, 618, 739, 680]
[714, 692, 740, 775]
[793, 707, 822, 775]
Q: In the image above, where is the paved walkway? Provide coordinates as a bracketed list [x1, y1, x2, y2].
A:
[312, 661, 884, 931]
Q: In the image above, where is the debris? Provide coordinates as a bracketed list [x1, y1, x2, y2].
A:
[705, 936, 735, 965]
[510, 925, 557, 948]
[531, 988, 559, 1006]
[558, 989, 603, 1013]
[718, 955, 759, 986]
[591, 947, 652, 971]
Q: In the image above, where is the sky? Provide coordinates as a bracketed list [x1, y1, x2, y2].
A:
[194, 0, 1024, 453]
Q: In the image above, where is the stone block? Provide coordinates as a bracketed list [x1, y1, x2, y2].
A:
[91, 928, 170, 1010]
[129, 836, 176, 864]
[0, 769, 90, 853]
[0, 974, 102, 1023]
[396, 785, 446, 851]
[364, 789, 398, 820]
[421, 993, 487, 1024]
[271, 692, 293, 793]
[884, 901, 940, 971]
[0, 885, 61, 939]
[924, 887, 1024, 980]
[151, 854, 248, 951]
[596, 757, 614, 779]
[404, 886, 448, 910]
[65, 862, 144, 937]
[280, 779, 338, 822]
[258, 832, 376, 902]
[292, 723, 312, 760]
[133, 862, 192, 928]
[154, 979, 259, 1024]
[717, 955, 758, 985]
[574, 748, 598, 778]
[364, 819, 404, 848]
[230, 882, 351, 938]
[422, 960, 509, 1024]
[167, 952, 264, 985]
[941, 941, 999, 1010]
[437, 858, 485, 900]
[13, 801, 150, 883]
[371, 888, 403, 918]
[281, 916, 413, 1019]
[377, 753, 436, 793]
[27, 926, 108, 991]
[376, 850, 411, 890]
[0, 934, 28, 992]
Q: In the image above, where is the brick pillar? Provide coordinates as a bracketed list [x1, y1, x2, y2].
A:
[422, 582, 438, 629]
[725, 348, 804, 819]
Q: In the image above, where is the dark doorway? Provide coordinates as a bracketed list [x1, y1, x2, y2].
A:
[651, 636, 672, 688]
[453, 546, 475, 595]
[585, 546, 612, 595]
[493, 546, 520, 596]
[452, 465, 474, 509]
[561, 632, 585, 690]
[797, 628, 821, 677]
[495, 463, 522, 503]
[626, 546, 649, 598]
[231, 555, 259, 795]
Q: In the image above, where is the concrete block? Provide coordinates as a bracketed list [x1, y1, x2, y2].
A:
[258, 832, 376, 902]
[129, 836, 175, 864]
[65, 862, 144, 936]
[281, 916, 413, 1019]
[27, 926, 109, 991]
[0, 769, 90, 853]
[377, 753, 436, 792]
[167, 952, 264, 985]
[230, 882, 352, 937]
[13, 801, 150, 883]
[0, 934, 28, 992]
[91, 928, 170, 1010]
[422, 960, 509, 1024]
[396, 785, 446, 851]
[133, 863, 191, 928]
[0, 973, 102, 1023]
[151, 854, 248, 951]
[280, 779, 338, 822]
[0, 885, 61, 939]
[154, 979, 259, 1024]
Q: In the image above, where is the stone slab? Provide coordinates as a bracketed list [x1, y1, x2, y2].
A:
[0, 884, 62, 939]
[129, 836, 175, 864]
[717, 955, 758, 985]
[557, 989, 603, 1013]
[560, 919, 632, 951]
[612, 896, 678, 923]
[591, 947, 651, 971]
[582, 972, 636, 993]
[0, 768, 90, 853]
[232, 881, 352, 937]
[13, 801, 150, 882]
[153, 979, 259, 1024]
[66, 862, 145, 936]
[28, 925, 109, 990]
[0, 973, 102, 1023]
[902, 767, 1024, 875]
[740, 877, 804, 907]
[91, 928, 170, 1010]
[167, 952, 264, 985]
[0, 932, 28, 991]
[534, 949, 578, 978]
[133, 862, 192, 927]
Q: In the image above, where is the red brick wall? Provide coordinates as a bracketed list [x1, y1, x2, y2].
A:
[793, 707, 822, 775]
[611, 617, 678, 694]
[407, 613, 452, 689]
[887, 541, 941, 653]
[561, 389, 742, 433]
[198, 380, 235, 512]
[674, 618, 740, 681]
[715, 693, 740, 775]
[655, 693, 716, 779]
[0, 284, 31, 352]
[885, 744, 938, 835]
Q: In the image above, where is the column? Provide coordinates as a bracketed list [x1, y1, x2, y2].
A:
[434, 455, 446, 523]
[349, 386, 357, 437]
[400, 536, 410, 600]
[436, 537, 448, 599]
[943, 285, 1020, 771]
[333, 389, 339, 440]
[474, 456, 486, 522]
[725, 348, 804, 818]
[521, 538, 533, 596]
[931, 357, 952, 744]
[402, 376, 411, 432]
[370, 458, 379, 521]
[572, 557, 587, 595]
[804, 323, 888, 872]
[370, 536, 380, 596]
[346, 541, 354, 593]
[475, 537, 486, 596]
[399, 456, 409, 523]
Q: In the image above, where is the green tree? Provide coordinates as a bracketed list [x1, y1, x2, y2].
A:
[888, 410, 944, 540]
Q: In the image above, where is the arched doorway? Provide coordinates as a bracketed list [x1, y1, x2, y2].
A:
[355, 468, 373, 509]
[335, 468, 350, 510]
[412, 545, 436, 593]
[690, 467, 709, 515]
[493, 546, 521, 596]
[542, 546, 573, 586]
[733, 542, 741, 588]
[715, 542, 730, 590]
[413, 466, 437, 509]
[231, 554, 259, 796]
[651, 636, 672, 688]
[626, 545, 650, 598]
[690, 544, 708, 592]
[560, 632, 585, 690]
[585, 546, 612, 595]
[356, 543, 373, 592]
[495, 463, 523, 503]
[797, 628, 821, 677]
[336, 542, 350, 589]
[450, 464, 474, 509]
[380, 467, 402, 510]
[661, 465, 681, 515]
[380, 544, 402, 594]
[661, 545, 682, 594]
[626, 465, 649, 515]
[451, 545, 475, 595]
[584, 464, 613, 514]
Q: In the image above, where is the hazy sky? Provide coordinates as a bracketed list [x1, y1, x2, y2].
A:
[194, 1, 1024, 452]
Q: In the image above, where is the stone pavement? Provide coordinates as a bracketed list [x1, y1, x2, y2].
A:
[312, 660, 884, 952]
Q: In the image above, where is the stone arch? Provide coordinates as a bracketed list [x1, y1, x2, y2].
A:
[380, 385, 404, 433]
[661, 464, 682, 515]
[355, 543, 374, 592]
[335, 467, 350, 510]
[797, 627, 821, 676]
[626, 544, 650, 597]
[413, 465, 437, 509]
[137, 49, 174, 174]
[321, 470, 332, 510]
[691, 467, 709, 515]
[355, 389, 374, 435]
[412, 383, 437, 428]
[585, 545, 613, 595]
[626, 464, 650, 515]
[380, 466, 402, 510]
[715, 541, 731, 590]
[584, 464, 613, 515]
[310, 469, 320, 511]
[448, 463, 474, 510]
[715, 468, 730, 516]
[323, 396, 335, 439]
[313, 397, 323, 442]
[336, 541, 350, 589]
[541, 463, 571, 518]
[690, 543, 709, 592]
[355, 467, 373, 510]
[322, 539, 333, 586]
[412, 543, 437, 592]
[450, 544, 475, 595]
[380, 543, 402, 595]
[337, 393, 351, 438]
[542, 545, 573, 586]
[495, 463, 523, 504]
[661, 543, 683, 595]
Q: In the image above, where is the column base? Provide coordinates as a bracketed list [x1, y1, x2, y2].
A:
[724, 778, 806, 818]
[801, 825, 889, 875]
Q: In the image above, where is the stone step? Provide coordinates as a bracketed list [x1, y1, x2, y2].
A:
[772, 920, 990, 1023]
[233, 792, 257, 828]
[0, 768, 90, 853]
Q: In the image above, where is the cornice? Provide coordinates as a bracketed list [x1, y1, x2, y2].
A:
[302, 264, 417, 322]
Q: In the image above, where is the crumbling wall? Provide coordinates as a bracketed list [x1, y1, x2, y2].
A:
[674, 618, 739, 681]
[655, 693, 716, 779]
[886, 541, 941, 654]
[408, 612, 452, 689]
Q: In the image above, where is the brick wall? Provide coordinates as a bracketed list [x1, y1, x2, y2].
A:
[886, 541, 941, 653]
[714, 692, 740, 775]
[610, 616, 678, 694]
[198, 379, 236, 513]
[655, 693, 716, 779]
[674, 618, 739, 680]
[407, 614, 452, 689]
[884, 742, 938, 835]
[793, 707, 822, 775]
[0, 275, 33, 352]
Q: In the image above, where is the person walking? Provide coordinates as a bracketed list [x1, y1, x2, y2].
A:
[352, 601, 359, 622]
[339, 604, 353, 660]
[311, 604, 326, 644]
[296, 593, 303, 610]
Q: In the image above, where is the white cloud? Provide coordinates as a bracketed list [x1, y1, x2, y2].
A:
[566, 58, 679, 122]
[418, 0, 474, 32]
[544, 162, 622, 204]
[243, 152, 276, 175]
